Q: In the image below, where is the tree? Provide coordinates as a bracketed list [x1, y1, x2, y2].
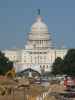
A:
[62, 49, 75, 76]
[51, 57, 63, 75]
[51, 49, 75, 76]
[0, 51, 13, 75]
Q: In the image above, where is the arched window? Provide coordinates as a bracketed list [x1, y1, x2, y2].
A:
[40, 65, 41, 68]
[46, 65, 48, 68]
[43, 65, 45, 69]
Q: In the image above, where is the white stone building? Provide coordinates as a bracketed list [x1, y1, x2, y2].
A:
[2, 15, 67, 73]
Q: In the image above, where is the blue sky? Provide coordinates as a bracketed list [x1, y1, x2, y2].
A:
[0, 0, 75, 49]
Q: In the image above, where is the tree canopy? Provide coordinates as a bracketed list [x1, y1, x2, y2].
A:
[51, 49, 75, 76]
[51, 57, 63, 75]
[63, 49, 75, 76]
[0, 51, 13, 75]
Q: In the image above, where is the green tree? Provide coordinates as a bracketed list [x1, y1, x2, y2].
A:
[0, 51, 13, 75]
[51, 57, 63, 75]
[63, 49, 75, 76]
[51, 49, 75, 76]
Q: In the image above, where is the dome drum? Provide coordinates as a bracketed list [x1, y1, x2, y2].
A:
[28, 34, 50, 40]
[28, 36, 50, 40]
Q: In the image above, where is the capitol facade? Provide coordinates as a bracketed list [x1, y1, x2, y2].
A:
[2, 14, 67, 73]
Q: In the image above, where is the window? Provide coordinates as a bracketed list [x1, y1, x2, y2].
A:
[24, 60, 26, 62]
[43, 65, 45, 68]
[46, 65, 48, 68]
[40, 65, 42, 68]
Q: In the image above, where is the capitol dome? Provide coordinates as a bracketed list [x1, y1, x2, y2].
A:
[31, 16, 48, 33]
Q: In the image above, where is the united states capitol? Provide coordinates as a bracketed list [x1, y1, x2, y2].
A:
[2, 12, 68, 73]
